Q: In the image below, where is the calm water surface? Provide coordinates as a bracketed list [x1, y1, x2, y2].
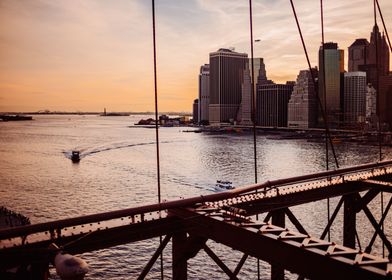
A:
[0, 115, 391, 279]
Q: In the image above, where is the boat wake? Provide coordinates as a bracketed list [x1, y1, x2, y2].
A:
[63, 140, 176, 160]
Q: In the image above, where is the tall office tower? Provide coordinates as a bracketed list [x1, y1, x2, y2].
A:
[288, 69, 318, 128]
[318, 42, 343, 126]
[343, 72, 367, 125]
[379, 76, 392, 129]
[348, 39, 369, 72]
[252, 58, 268, 86]
[256, 82, 294, 127]
[192, 99, 199, 124]
[239, 58, 267, 125]
[239, 62, 252, 125]
[369, 24, 390, 77]
[209, 48, 248, 124]
[198, 64, 210, 124]
[356, 25, 390, 90]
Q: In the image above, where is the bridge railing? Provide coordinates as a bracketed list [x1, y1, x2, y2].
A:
[1, 160, 391, 242]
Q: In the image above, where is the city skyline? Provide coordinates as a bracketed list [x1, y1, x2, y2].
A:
[0, 0, 391, 112]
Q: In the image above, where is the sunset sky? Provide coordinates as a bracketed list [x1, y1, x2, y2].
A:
[0, 0, 391, 112]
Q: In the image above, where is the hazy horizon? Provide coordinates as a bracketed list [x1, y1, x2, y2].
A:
[1, 0, 391, 112]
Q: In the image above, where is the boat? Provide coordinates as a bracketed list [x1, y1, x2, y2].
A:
[215, 180, 234, 191]
[0, 114, 33, 121]
[71, 151, 80, 163]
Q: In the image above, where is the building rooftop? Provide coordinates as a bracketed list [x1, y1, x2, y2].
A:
[349, 38, 369, 48]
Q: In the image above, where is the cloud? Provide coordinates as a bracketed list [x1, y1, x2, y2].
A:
[0, 0, 391, 111]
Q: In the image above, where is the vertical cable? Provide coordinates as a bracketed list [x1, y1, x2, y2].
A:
[249, 0, 258, 186]
[381, 192, 385, 257]
[320, 0, 328, 171]
[151, 0, 164, 278]
[289, 0, 340, 170]
[374, 0, 385, 258]
[248, 1, 260, 278]
[374, 1, 382, 162]
[320, 0, 331, 242]
[375, 0, 392, 52]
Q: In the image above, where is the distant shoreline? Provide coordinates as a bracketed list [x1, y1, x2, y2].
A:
[0, 111, 192, 116]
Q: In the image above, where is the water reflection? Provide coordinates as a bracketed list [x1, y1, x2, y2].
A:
[0, 115, 391, 279]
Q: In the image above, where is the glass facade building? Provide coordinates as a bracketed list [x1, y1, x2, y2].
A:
[209, 48, 248, 124]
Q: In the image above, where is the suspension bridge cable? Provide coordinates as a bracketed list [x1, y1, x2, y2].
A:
[249, 0, 258, 187]
[373, 0, 385, 258]
[248, 1, 260, 278]
[288, 0, 340, 170]
[374, 0, 382, 163]
[320, 0, 328, 172]
[375, 0, 392, 52]
[151, 0, 164, 278]
[320, 0, 331, 242]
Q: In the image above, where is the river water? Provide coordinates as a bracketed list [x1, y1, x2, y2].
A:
[0, 115, 391, 279]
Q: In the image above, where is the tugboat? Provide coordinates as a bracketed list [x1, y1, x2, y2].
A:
[215, 180, 234, 191]
[71, 151, 80, 163]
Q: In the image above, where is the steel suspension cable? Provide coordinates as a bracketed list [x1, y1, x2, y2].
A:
[289, 0, 340, 170]
[375, 0, 392, 53]
[373, 0, 385, 258]
[374, 0, 382, 163]
[320, 0, 331, 242]
[249, 0, 258, 187]
[248, 1, 260, 278]
[151, 0, 164, 278]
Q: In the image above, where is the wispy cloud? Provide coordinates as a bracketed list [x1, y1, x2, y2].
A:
[0, 0, 391, 111]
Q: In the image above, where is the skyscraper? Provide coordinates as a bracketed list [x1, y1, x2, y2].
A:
[239, 62, 252, 125]
[288, 68, 318, 128]
[192, 99, 199, 124]
[348, 39, 369, 72]
[318, 42, 344, 126]
[209, 48, 248, 124]
[198, 64, 210, 124]
[379, 76, 392, 129]
[239, 58, 267, 125]
[351, 25, 390, 90]
[368, 24, 390, 78]
[343, 72, 367, 125]
[256, 83, 294, 127]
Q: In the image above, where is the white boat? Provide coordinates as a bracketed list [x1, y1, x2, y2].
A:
[215, 180, 234, 191]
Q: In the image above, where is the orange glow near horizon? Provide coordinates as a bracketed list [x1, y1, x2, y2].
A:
[0, 0, 391, 112]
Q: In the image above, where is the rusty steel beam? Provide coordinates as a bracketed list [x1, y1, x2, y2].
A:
[0, 217, 181, 270]
[172, 208, 391, 280]
[271, 210, 285, 280]
[343, 194, 357, 248]
[365, 197, 392, 254]
[320, 197, 344, 240]
[285, 209, 308, 235]
[2, 160, 391, 241]
[173, 233, 206, 280]
[361, 203, 392, 258]
[233, 253, 248, 277]
[363, 179, 392, 193]
[138, 234, 172, 280]
[203, 244, 239, 280]
[237, 181, 371, 215]
[355, 189, 381, 212]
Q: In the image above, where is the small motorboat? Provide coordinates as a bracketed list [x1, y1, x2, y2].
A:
[215, 180, 235, 191]
[71, 151, 80, 163]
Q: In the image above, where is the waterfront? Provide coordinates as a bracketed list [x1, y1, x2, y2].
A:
[1, 115, 391, 279]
